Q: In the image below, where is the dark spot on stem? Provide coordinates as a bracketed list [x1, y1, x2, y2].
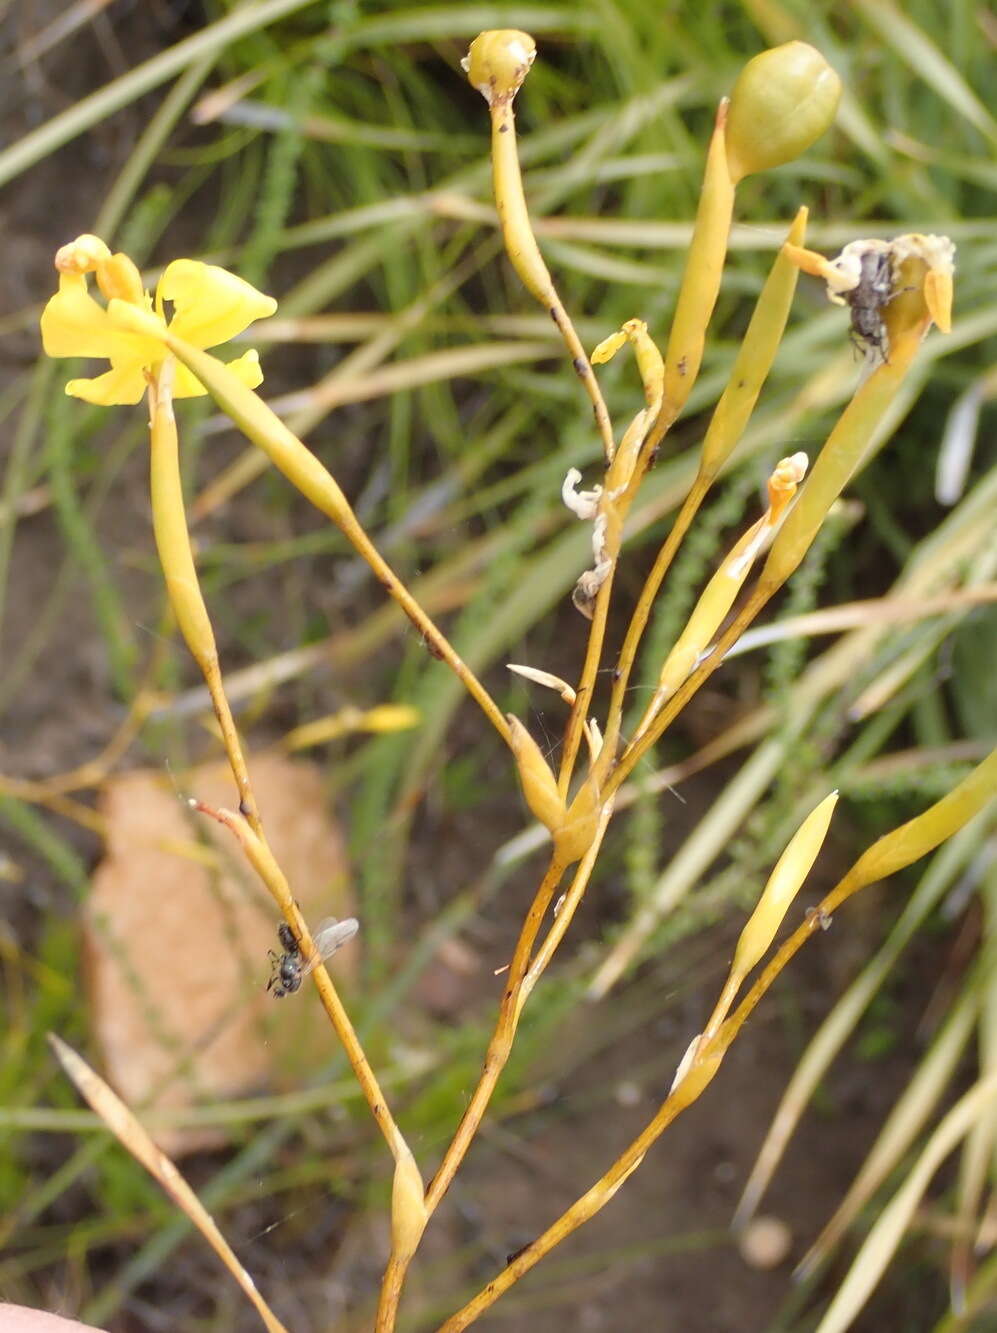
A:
[572, 357, 586, 376]
[239, 799, 251, 817]
[549, 307, 558, 322]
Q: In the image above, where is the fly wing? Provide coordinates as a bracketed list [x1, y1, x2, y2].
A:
[300, 917, 359, 977]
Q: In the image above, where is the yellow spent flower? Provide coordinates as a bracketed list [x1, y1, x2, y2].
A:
[461, 29, 536, 106]
[40, 233, 276, 405]
[783, 232, 955, 361]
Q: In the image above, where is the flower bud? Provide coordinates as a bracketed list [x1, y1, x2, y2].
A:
[507, 715, 566, 836]
[731, 791, 838, 980]
[725, 42, 841, 184]
[462, 29, 536, 106]
[390, 1146, 427, 1262]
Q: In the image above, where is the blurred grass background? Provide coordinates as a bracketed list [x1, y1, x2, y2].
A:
[0, 1, 995, 1329]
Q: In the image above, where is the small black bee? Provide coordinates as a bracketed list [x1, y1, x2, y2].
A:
[266, 917, 360, 999]
[267, 923, 303, 998]
[843, 249, 895, 362]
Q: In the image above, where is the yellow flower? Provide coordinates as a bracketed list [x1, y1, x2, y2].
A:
[40, 234, 277, 406]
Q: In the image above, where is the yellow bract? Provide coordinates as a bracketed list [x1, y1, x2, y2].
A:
[39, 235, 277, 406]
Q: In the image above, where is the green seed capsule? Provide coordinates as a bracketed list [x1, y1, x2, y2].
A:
[725, 42, 841, 183]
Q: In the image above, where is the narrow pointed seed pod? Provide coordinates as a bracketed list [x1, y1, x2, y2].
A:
[148, 364, 218, 670]
[662, 101, 735, 417]
[699, 207, 808, 479]
[725, 42, 841, 184]
[507, 714, 567, 837]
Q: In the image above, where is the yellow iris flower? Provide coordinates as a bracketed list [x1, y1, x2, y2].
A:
[40, 234, 277, 406]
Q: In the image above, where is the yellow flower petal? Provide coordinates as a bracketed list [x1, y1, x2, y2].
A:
[224, 348, 264, 389]
[40, 276, 137, 361]
[172, 349, 263, 399]
[65, 363, 148, 406]
[159, 260, 277, 350]
[924, 269, 953, 334]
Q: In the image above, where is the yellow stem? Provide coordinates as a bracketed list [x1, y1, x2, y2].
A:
[609, 583, 772, 798]
[375, 1255, 408, 1333]
[435, 751, 997, 1332]
[161, 335, 511, 750]
[489, 99, 616, 464]
[595, 210, 807, 778]
[518, 801, 613, 1010]
[557, 562, 615, 798]
[193, 801, 409, 1165]
[424, 854, 567, 1213]
[559, 423, 667, 795]
[435, 1034, 723, 1331]
[596, 472, 712, 779]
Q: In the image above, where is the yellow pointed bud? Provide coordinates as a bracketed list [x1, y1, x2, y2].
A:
[507, 715, 567, 836]
[731, 791, 839, 980]
[662, 102, 735, 415]
[462, 30, 536, 106]
[360, 704, 421, 733]
[725, 43, 841, 184]
[390, 1145, 427, 1262]
[591, 328, 629, 364]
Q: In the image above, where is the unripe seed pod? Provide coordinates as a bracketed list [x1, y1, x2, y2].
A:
[462, 30, 536, 106]
[725, 42, 841, 184]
